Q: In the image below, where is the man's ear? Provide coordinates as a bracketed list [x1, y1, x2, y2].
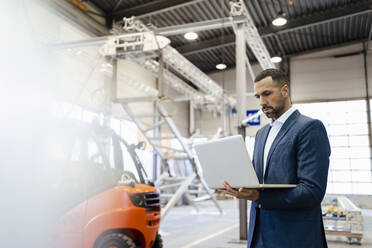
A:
[281, 84, 289, 97]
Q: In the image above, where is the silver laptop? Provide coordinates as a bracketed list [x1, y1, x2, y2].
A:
[194, 135, 297, 189]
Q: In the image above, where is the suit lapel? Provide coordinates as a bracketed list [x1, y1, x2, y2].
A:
[264, 110, 300, 180]
[256, 125, 271, 183]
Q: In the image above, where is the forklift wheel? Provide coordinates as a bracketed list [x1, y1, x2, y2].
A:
[97, 233, 136, 248]
[152, 233, 163, 248]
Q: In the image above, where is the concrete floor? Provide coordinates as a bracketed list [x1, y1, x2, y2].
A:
[159, 200, 372, 248]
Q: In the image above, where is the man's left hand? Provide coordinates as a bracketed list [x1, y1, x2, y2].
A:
[219, 181, 259, 202]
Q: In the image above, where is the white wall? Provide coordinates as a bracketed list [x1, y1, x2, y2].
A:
[197, 43, 372, 137]
[291, 43, 367, 102]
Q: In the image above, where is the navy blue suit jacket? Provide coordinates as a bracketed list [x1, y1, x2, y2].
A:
[248, 110, 330, 248]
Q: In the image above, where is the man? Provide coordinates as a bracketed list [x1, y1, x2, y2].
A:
[222, 69, 330, 248]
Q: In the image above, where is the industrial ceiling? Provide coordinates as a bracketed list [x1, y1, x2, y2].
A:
[82, 0, 371, 73]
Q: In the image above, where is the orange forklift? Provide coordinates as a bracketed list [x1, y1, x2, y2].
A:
[49, 121, 162, 248]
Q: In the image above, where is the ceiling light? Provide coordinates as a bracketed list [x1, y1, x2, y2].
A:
[270, 56, 282, 63]
[272, 13, 287, 27]
[216, 63, 227, 70]
[184, 32, 198, 40]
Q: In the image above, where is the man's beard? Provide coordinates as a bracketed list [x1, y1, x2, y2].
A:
[262, 103, 285, 120]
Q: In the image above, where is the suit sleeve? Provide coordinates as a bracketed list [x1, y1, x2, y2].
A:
[251, 129, 260, 168]
[258, 119, 331, 209]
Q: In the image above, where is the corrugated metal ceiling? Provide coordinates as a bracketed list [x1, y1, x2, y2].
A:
[89, 0, 372, 73]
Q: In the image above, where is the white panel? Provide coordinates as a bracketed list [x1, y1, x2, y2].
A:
[196, 110, 223, 137]
[291, 54, 365, 102]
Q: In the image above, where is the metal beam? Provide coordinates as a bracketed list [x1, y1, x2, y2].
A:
[162, 3, 371, 39]
[260, 3, 372, 37]
[274, 34, 286, 57]
[177, 35, 235, 54]
[48, 36, 109, 50]
[204, 38, 369, 74]
[156, 16, 246, 36]
[183, 41, 234, 56]
[245, 57, 256, 83]
[109, 0, 198, 21]
[175, 7, 372, 56]
[45, 0, 109, 36]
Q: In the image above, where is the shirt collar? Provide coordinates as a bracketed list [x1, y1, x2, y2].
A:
[270, 106, 296, 126]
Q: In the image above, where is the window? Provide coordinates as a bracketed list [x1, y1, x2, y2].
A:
[295, 100, 372, 195]
[51, 101, 155, 181]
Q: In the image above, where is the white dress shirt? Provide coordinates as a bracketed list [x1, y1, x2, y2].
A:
[263, 106, 297, 176]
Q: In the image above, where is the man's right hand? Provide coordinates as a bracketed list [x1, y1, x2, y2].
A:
[219, 181, 259, 202]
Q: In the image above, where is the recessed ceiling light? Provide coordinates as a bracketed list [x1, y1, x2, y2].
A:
[272, 13, 287, 27]
[216, 63, 227, 70]
[184, 32, 198, 40]
[270, 56, 282, 63]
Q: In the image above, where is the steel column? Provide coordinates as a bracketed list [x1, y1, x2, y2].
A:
[155, 16, 246, 36]
[222, 103, 227, 136]
[363, 43, 372, 167]
[228, 106, 233, 136]
[236, 24, 247, 124]
[153, 101, 160, 181]
[236, 23, 248, 240]
[158, 51, 165, 98]
[238, 126, 248, 241]
[245, 57, 256, 83]
[153, 53, 164, 180]
[189, 102, 195, 136]
[111, 59, 118, 101]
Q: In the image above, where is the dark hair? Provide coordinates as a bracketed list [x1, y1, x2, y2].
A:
[254, 69, 289, 87]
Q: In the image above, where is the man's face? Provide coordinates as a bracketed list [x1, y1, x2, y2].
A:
[254, 76, 289, 121]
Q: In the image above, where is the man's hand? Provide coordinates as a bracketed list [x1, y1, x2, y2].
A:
[219, 181, 259, 202]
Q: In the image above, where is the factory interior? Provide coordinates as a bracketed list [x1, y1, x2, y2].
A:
[2, 0, 372, 247]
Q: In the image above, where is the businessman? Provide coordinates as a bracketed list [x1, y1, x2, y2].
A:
[222, 69, 330, 248]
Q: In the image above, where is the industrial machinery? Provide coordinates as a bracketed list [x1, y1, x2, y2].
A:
[108, 17, 224, 219]
[50, 13, 232, 220]
[48, 120, 162, 248]
[322, 196, 363, 245]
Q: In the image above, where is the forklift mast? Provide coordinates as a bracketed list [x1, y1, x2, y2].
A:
[91, 121, 150, 185]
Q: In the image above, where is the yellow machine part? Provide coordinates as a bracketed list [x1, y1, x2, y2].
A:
[69, 0, 88, 12]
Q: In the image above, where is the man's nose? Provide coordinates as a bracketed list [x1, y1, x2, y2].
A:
[259, 97, 267, 106]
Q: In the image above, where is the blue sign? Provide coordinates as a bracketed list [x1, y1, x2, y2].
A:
[246, 110, 260, 126]
[231, 107, 237, 115]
